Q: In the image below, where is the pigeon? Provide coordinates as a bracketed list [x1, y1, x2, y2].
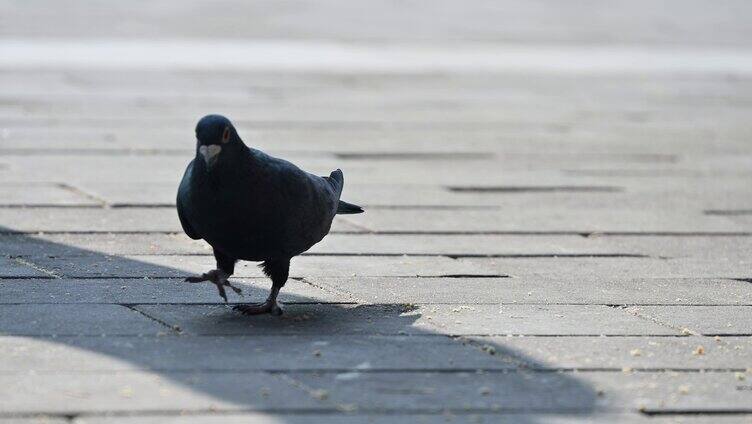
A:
[177, 114, 363, 315]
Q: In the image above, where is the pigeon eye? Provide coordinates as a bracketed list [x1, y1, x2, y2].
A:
[222, 127, 230, 143]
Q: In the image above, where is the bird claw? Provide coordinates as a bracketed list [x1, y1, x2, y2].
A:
[226, 282, 243, 295]
[184, 269, 240, 301]
[234, 301, 283, 316]
[184, 275, 207, 283]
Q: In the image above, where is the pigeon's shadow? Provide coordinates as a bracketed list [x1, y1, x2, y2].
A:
[0, 227, 598, 422]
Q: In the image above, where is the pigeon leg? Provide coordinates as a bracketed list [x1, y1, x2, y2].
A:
[185, 269, 240, 302]
[234, 258, 289, 316]
[185, 249, 240, 302]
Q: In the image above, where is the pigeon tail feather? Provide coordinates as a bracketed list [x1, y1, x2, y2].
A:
[337, 200, 364, 214]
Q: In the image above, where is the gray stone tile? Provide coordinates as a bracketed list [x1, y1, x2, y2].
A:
[1, 233, 599, 256]
[271, 370, 598, 412]
[347, 209, 749, 233]
[132, 304, 422, 336]
[0, 418, 68, 424]
[6, 232, 752, 264]
[0, 334, 507, 373]
[25, 255, 480, 278]
[476, 336, 752, 370]
[0, 371, 327, 415]
[0, 278, 347, 304]
[624, 306, 752, 335]
[0, 183, 98, 206]
[0, 304, 165, 336]
[133, 303, 677, 336]
[289, 371, 752, 412]
[312, 276, 752, 305]
[0, 208, 362, 233]
[411, 304, 677, 336]
[460, 257, 752, 279]
[69, 413, 747, 424]
[0, 257, 51, 277]
[0, 233, 208, 256]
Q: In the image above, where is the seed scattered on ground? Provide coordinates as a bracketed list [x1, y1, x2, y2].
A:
[119, 386, 134, 398]
[311, 389, 329, 400]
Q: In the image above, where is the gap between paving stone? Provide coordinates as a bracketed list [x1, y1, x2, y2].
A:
[123, 305, 182, 334]
[614, 305, 701, 336]
[56, 183, 108, 207]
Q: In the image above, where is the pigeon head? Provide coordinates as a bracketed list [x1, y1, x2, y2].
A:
[195, 114, 241, 170]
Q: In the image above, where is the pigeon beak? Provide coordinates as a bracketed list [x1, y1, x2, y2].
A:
[199, 145, 222, 170]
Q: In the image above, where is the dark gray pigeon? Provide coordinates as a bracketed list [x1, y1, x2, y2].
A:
[177, 115, 363, 315]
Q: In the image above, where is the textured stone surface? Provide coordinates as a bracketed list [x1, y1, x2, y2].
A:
[68, 415, 752, 424]
[1, 0, 751, 420]
[311, 276, 752, 305]
[131, 303, 678, 336]
[475, 336, 752, 369]
[624, 306, 752, 335]
[0, 304, 165, 336]
[0, 335, 508, 373]
[0, 278, 349, 304]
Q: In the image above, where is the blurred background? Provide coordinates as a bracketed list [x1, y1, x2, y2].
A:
[1, 1, 751, 211]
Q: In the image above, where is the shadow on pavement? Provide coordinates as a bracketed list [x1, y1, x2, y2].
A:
[0, 226, 598, 422]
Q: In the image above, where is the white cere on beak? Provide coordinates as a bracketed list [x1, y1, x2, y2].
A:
[199, 144, 222, 168]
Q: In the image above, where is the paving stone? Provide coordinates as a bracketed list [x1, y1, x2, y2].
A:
[23, 254, 480, 278]
[132, 304, 422, 336]
[6, 233, 752, 260]
[0, 183, 97, 206]
[312, 234, 607, 256]
[0, 371, 326, 415]
[0, 418, 68, 424]
[0, 232, 602, 256]
[0, 278, 347, 304]
[73, 180, 750, 210]
[588, 236, 752, 263]
[475, 336, 752, 370]
[133, 304, 677, 337]
[68, 413, 749, 424]
[0, 304, 165, 336]
[624, 306, 752, 335]
[311, 277, 752, 305]
[0, 335, 507, 374]
[0, 257, 50, 278]
[339, 209, 750, 233]
[0, 208, 363, 233]
[408, 304, 677, 336]
[0, 233, 209, 256]
[460, 257, 752, 279]
[288, 371, 752, 412]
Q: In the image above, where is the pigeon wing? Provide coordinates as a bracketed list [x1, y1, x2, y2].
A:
[176, 161, 202, 240]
